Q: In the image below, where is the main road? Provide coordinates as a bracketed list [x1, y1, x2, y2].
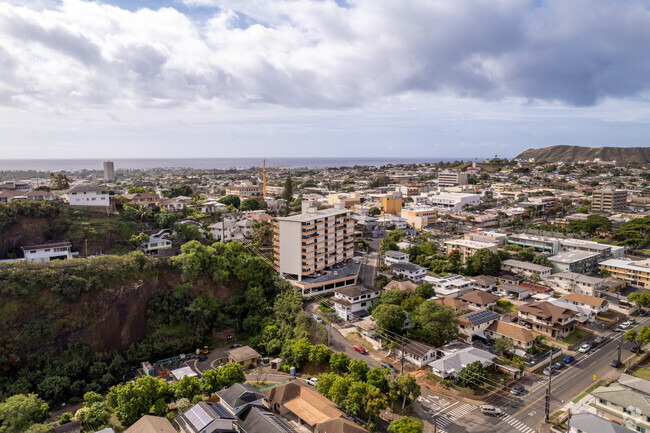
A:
[414, 314, 650, 433]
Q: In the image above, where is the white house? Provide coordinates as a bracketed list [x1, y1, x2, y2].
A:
[543, 272, 606, 296]
[429, 347, 497, 379]
[423, 275, 475, 298]
[140, 234, 172, 256]
[64, 185, 110, 208]
[501, 259, 552, 278]
[391, 262, 427, 281]
[458, 310, 501, 339]
[384, 251, 410, 265]
[561, 293, 609, 315]
[208, 216, 255, 243]
[332, 286, 381, 321]
[395, 340, 436, 368]
[21, 242, 74, 262]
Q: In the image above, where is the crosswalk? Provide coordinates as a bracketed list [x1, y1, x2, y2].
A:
[433, 403, 476, 432]
[497, 413, 535, 433]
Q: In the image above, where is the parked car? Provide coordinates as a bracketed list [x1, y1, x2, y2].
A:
[611, 359, 622, 368]
[508, 294, 516, 299]
[554, 362, 566, 370]
[229, 344, 243, 349]
[627, 318, 637, 325]
[631, 346, 640, 353]
[510, 385, 525, 396]
[578, 343, 592, 353]
[381, 362, 398, 374]
[543, 365, 557, 375]
[313, 314, 324, 324]
[480, 405, 503, 416]
[306, 377, 318, 386]
[614, 326, 624, 332]
[563, 355, 575, 364]
[640, 310, 648, 317]
[620, 322, 631, 330]
[353, 345, 368, 354]
[593, 336, 605, 345]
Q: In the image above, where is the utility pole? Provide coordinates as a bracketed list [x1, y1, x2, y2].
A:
[566, 408, 572, 433]
[545, 349, 552, 422]
[400, 338, 406, 375]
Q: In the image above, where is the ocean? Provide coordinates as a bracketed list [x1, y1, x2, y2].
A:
[0, 157, 462, 172]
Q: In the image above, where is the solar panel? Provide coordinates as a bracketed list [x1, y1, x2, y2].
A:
[206, 402, 235, 420]
[466, 309, 499, 325]
[186, 405, 213, 430]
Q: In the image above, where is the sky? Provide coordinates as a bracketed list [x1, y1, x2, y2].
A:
[1, 0, 650, 160]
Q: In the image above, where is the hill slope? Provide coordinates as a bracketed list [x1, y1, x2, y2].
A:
[515, 145, 650, 164]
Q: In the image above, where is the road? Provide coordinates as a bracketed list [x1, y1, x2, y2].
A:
[359, 238, 379, 289]
[413, 315, 650, 433]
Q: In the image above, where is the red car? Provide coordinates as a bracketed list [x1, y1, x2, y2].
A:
[353, 345, 368, 354]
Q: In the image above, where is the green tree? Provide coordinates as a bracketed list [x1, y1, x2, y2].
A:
[366, 367, 389, 392]
[364, 385, 388, 420]
[200, 369, 223, 394]
[368, 207, 381, 216]
[174, 223, 202, 243]
[458, 361, 488, 389]
[628, 292, 650, 308]
[219, 363, 246, 388]
[49, 172, 71, 190]
[348, 359, 370, 382]
[0, 394, 49, 432]
[282, 174, 294, 215]
[517, 248, 535, 262]
[76, 402, 109, 430]
[37, 375, 70, 403]
[378, 289, 406, 306]
[494, 338, 516, 357]
[130, 232, 150, 247]
[395, 375, 420, 409]
[171, 376, 202, 400]
[315, 372, 339, 396]
[380, 238, 398, 254]
[344, 381, 367, 415]
[291, 338, 312, 367]
[327, 376, 353, 407]
[408, 301, 459, 346]
[375, 274, 389, 289]
[414, 282, 435, 299]
[308, 344, 331, 365]
[466, 248, 501, 276]
[219, 195, 241, 209]
[155, 211, 178, 229]
[371, 304, 406, 334]
[82, 391, 103, 407]
[329, 352, 351, 373]
[388, 417, 423, 433]
[240, 198, 261, 211]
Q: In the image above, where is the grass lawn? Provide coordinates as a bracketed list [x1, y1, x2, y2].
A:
[550, 410, 564, 420]
[564, 328, 590, 345]
[572, 380, 604, 404]
[632, 367, 650, 381]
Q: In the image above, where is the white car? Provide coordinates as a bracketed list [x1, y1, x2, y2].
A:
[306, 377, 318, 386]
[620, 322, 631, 330]
[578, 343, 592, 353]
[480, 405, 503, 416]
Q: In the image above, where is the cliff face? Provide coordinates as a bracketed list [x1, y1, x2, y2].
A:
[515, 145, 650, 164]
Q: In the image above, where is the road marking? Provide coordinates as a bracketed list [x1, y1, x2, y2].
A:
[512, 388, 555, 418]
[499, 413, 535, 433]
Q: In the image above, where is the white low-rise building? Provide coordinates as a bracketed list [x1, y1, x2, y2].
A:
[384, 250, 410, 265]
[64, 185, 110, 208]
[391, 262, 427, 281]
[141, 235, 172, 256]
[21, 242, 74, 262]
[501, 259, 552, 278]
[543, 272, 606, 296]
[423, 275, 475, 298]
[332, 286, 381, 321]
[429, 347, 496, 379]
[396, 340, 436, 368]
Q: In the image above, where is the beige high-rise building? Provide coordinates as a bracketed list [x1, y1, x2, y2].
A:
[274, 202, 356, 294]
[591, 188, 627, 213]
[103, 161, 115, 181]
[438, 170, 468, 187]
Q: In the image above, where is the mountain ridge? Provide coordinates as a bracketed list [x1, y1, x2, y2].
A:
[515, 145, 650, 164]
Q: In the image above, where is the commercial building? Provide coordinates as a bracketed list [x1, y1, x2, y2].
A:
[274, 202, 357, 296]
[401, 207, 438, 229]
[103, 161, 115, 181]
[426, 192, 480, 210]
[547, 250, 601, 274]
[599, 259, 650, 289]
[225, 184, 263, 198]
[438, 171, 468, 187]
[444, 239, 498, 264]
[591, 188, 627, 213]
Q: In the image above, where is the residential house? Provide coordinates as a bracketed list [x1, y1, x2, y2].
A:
[63, 184, 110, 209]
[176, 402, 238, 433]
[332, 286, 381, 321]
[567, 412, 629, 433]
[518, 282, 554, 296]
[50, 421, 82, 433]
[444, 239, 499, 264]
[384, 250, 410, 265]
[423, 275, 475, 298]
[561, 293, 609, 315]
[471, 275, 497, 291]
[458, 290, 500, 310]
[395, 340, 436, 368]
[264, 381, 366, 433]
[544, 272, 606, 296]
[121, 192, 160, 206]
[429, 347, 496, 380]
[485, 321, 537, 350]
[159, 198, 186, 212]
[498, 284, 532, 301]
[126, 415, 175, 433]
[518, 301, 577, 339]
[209, 215, 255, 243]
[21, 242, 74, 262]
[501, 259, 552, 279]
[227, 346, 262, 368]
[458, 310, 501, 339]
[140, 234, 172, 256]
[391, 262, 427, 281]
[217, 383, 296, 433]
[197, 200, 228, 214]
[590, 375, 650, 433]
[435, 297, 470, 315]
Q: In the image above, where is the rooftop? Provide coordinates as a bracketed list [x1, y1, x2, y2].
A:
[548, 250, 600, 263]
[502, 259, 553, 272]
[460, 309, 500, 326]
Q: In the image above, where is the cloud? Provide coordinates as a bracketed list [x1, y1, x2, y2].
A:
[0, 0, 649, 114]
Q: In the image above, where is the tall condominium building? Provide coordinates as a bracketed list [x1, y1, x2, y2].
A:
[438, 170, 468, 187]
[591, 188, 627, 213]
[103, 161, 115, 181]
[274, 202, 358, 296]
